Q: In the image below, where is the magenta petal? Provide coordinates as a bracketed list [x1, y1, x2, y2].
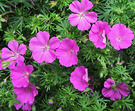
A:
[104, 78, 114, 88]
[71, 66, 86, 78]
[16, 56, 25, 63]
[81, 0, 93, 12]
[13, 87, 25, 94]
[110, 41, 121, 50]
[18, 44, 27, 55]
[32, 51, 44, 63]
[43, 50, 56, 63]
[1, 48, 14, 59]
[29, 37, 44, 52]
[22, 102, 32, 111]
[69, 1, 81, 13]
[68, 14, 80, 26]
[77, 17, 90, 31]
[14, 101, 22, 110]
[110, 90, 121, 101]
[56, 38, 75, 52]
[89, 31, 99, 43]
[102, 88, 114, 97]
[59, 53, 78, 67]
[8, 62, 16, 69]
[94, 37, 106, 49]
[49, 37, 60, 50]
[116, 82, 130, 97]
[119, 40, 132, 49]
[36, 31, 49, 45]
[85, 12, 97, 23]
[8, 40, 19, 52]
[71, 79, 88, 91]
[26, 65, 34, 75]
[32, 50, 56, 63]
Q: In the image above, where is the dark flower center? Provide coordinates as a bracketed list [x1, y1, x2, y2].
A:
[27, 86, 33, 91]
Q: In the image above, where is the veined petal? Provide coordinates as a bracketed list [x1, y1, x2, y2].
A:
[18, 44, 27, 55]
[29, 37, 44, 52]
[68, 14, 80, 26]
[116, 82, 130, 97]
[104, 78, 114, 88]
[32, 51, 44, 63]
[94, 36, 106, 49]
[36, 31, 49, 45]
[89, 31, 99, 43]
[110, 90, 121, 101]
[8, 40, 19, 53]
[42, 50, 56, 63]
[1, 48, 14, 59]
[84, 12, 97, 23]
[69, 1, 81, 13]
[102, 88, 114, 97]
[49, 37, 60, 50]
[77, 17, 90, 31]
[59, 54, 78, 67]
[81, 0, 93, 12]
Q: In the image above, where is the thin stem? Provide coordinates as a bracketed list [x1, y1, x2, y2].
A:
[6, 0, 19, 10]
[91, 0, 99, 11]
[0, 11, 15, 16]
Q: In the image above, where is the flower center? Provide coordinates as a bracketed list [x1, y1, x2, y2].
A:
[43, 45, 49, 51]
[112, 84, 116, 90]
[22, 72, 29, 78]
[26, 86, 33, 91]
[116, 36, 122, 42]
[14, 52, 19, 58]
[79, 12, 85, 17]
[68, 50, 74, 55]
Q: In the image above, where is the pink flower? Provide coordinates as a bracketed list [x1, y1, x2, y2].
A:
[68, 0, 97, 31]
[10, 61, 33, 88]
[1, 40, 27, 69]
[89, 21, 111, 49]
[56, 38, 79, 67]
[14, 101, 32, 111]
[70, 66, 89, 91]
[13, 83, 38, 104]
[102, 78, 130, 101]
[29, 31, 60, 63]
[107, 24, 134, 50]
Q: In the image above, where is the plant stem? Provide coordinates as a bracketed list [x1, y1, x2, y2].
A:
[6, 0, 19, 10]
[0, 11, 15, 16]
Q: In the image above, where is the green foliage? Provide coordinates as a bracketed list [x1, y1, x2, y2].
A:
[0, 0, 135, 110]
[111, 96, 133, 111]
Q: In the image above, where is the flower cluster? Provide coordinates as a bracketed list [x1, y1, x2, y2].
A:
[29, 31, 79, 67]
[68, 0, 132, 100]
[0, 40, 38, 111]
[0, 0, 134, 110]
